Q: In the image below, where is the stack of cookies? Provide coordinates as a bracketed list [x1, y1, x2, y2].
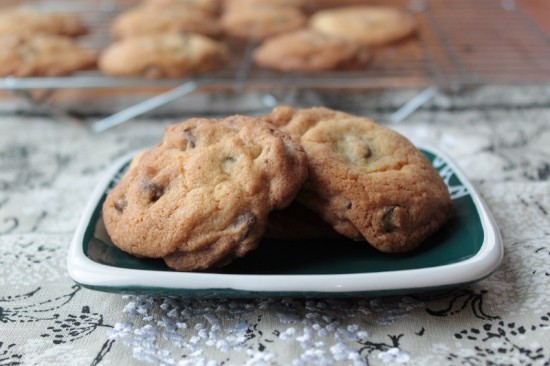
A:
[0, 7, 96, 77]
[102, 107, 452, 271]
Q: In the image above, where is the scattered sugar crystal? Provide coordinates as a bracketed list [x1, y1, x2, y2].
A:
[378, 348, 410, 364]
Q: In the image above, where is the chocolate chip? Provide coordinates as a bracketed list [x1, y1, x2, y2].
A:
[114, 199, 127, 213]
[381, 205, 398, 233]
[141, 180, 164, 202]
[234, 211, 257, 241]
[183, 129, 196, 150]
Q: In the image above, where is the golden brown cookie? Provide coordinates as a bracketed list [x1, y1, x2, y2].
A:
[99, 33, 228, 78]
[102, 115, 308, 271]
[266, 106, 452, 253]
[221, 4, 306, 41]
[144, 0, 221, 14]
[309, 6, 416, 46]
[253, 29, 371, 72]
[223, 0, 306, 10]
[0, 33, 96, 77]
[304, 0, 375, 10]
[0, 7, 87, 37]
[111, 3, 222, 39]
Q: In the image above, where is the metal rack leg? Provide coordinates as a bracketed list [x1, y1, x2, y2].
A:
[388, 86, 438, 124]
[90, 81, 199, 133]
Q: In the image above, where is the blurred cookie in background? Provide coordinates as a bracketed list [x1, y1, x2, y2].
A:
[223, 0, 307, 11]
[304, 0, 376, 10]
[221, 3, 306, 41]
[111, 3, 222, 39]
[309, 5, 416, 46]
[0, 33, 96, 76]
[253, 29, 371, 72]
[99, 33, 228, 78]
[144, 0, 221, 14]
[0, 7, 87, 37]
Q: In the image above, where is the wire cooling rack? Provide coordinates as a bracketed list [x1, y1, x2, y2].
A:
[2, 0, 550, 130]
[2, 0, 549, 92]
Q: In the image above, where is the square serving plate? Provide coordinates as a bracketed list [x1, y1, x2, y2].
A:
[67, 145, 502, 297]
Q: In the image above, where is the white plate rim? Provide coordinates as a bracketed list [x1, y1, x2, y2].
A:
[67, 145, 503, 295]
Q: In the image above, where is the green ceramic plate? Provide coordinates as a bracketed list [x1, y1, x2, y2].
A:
[68, 146, 502, 297]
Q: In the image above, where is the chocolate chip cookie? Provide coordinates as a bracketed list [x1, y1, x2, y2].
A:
[309, 6, 416, 46]
[266, 106, 452, 253]
[144, 0, 221, 14]
[0, 33, 96, 77]
[221, 4, 306, 41]
[0, 7, 87, 37]
[102, 115, 308, 271]
[98, 33, 228, 78]
[253, 29, 371, 72]
[111, 3, 221, 39]
[223, 0, 306, 10]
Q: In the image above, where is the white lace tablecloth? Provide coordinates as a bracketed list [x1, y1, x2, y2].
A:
[1, 85, 549, 365]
